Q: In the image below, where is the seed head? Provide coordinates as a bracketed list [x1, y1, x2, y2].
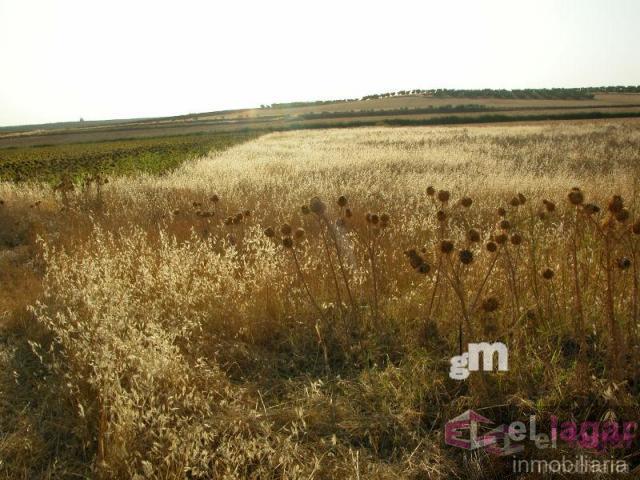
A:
[436, 210, 447, 222]
[282, 237, 293, 249]
[543, 200, 556, 212]
[608, 195, 624, 214]
[568, 188, 584, 206]
[210, 194, 219, 203]
[294, 228, 305, 240]
[510, 233, 523, 246]
[495, 233, 508, 245]
[583, 203, 600, 215]
[486, 241, 498, 253]
[439, 240, 454, 254]
[427, 186, 435, 196]
[537, 211, 547, 220]
[481, 297, 499, 313]
[615, 208, 630, 223]
[509, 197, 521, 207]
[618, 257, 631, 270]
[243, 209, 251, 217]
[467, 229, 481, 243]
[459, 249, 474, 265]
[405, 250, 430, 274]
[497, 207, 507, 217]
[301, 205, 311, 215]
[380, 213, 390, 226]
[517, 193, 526, 205]
[345, 208, 353, 218]
[309, 197, 326, 215]
[437, 190, 450, 203]
[632, 220, 640, 235]
[417, 263, 430, 274]
[264, 227, 275, 238]
[499, 219, 511, 230]
[370, 214, 379, 225]
[542, 268, 554, 280]
[280, 223, 292, 236]
[337, 195, 348, 207]
[460, 197, 473, 208]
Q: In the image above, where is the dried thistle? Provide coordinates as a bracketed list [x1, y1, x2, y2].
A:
[264, 227, 275, 238]
[459, 249, 474, 265]
[543, 199, 556, 212]
[510, 233, 523, 246]
[618, 257, 632, 270]
[568, 188, 584, 205]
[309, 197, 326, 215]
[439, 240, 454, 254]
[608, 195, 624, 214]
[467, 229, 481, 243]
[542, 268, 554, 280]
[481, 297, 499, 313]
[437, 190, 450, 203]
[280, 224, 292, 236]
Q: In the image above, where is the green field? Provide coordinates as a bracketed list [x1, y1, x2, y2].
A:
[0, 132, 259, 182]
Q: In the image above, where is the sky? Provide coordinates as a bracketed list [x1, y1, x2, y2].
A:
[0, 0, 639, 126]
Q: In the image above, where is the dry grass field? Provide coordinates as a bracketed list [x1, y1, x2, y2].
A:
[1, 118, 640, 478]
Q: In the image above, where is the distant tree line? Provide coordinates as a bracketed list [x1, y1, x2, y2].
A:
[259, 86, 640, 109]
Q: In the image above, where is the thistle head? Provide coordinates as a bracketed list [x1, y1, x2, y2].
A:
[499, 219, 511, 230]
[309, 197, 326, 216]
[542, 268, 554, 280]
[280, 223, 292, 236]
[510, 233, 523, 246]
[486, 241, 498, 253]
[282, 237, 293, 249]
[437, 190, 450, 203]
[583, 203, 600, 215]
[607, 195, 624, 214]
[439, 240, 454, 254]
[467, 229, 481, 243]
[617, 257, 631, 270]
[337, 195, 348, 207]
[481, 297, 499, 313]
[495, 233, 508, 245]
[615, 208, 630, 223]
[543, 199, 556, 212]
[459, 249, 474, 265]
[460, 197, 473, 208]
[568, 188, 584, 206]
[264, 226, 275, 238]
[427, 186, 435, 197]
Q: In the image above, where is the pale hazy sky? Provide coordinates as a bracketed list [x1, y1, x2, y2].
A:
[1, 0, 638, 126]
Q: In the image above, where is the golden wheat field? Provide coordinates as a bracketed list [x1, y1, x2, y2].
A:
[1, 119, 640, 479]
